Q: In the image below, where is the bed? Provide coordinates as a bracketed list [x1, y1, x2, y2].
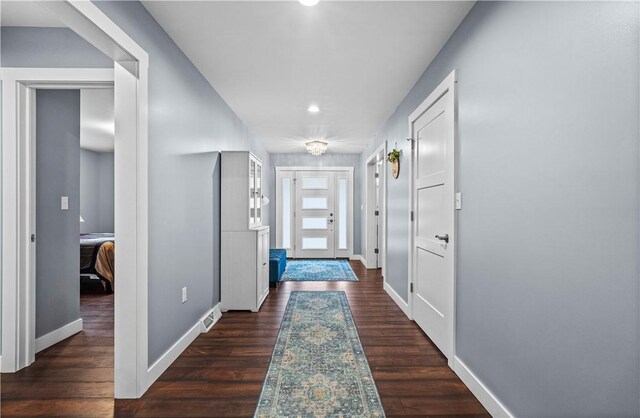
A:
[80, 233, 115, 292]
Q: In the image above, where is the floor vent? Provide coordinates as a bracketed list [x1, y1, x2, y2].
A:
[200, 306, 222, 332]
[202, 312, 216, 331]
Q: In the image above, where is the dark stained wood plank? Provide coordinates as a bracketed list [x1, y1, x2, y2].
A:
[1, 261, 488, 417]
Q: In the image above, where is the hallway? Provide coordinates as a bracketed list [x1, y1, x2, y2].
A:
[119, 262, 488, 416]
[1, 262, 488, 417]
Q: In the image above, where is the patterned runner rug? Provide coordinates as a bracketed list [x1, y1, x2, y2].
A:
[280, 260, 359, 282]
[255, 291, 385, 418]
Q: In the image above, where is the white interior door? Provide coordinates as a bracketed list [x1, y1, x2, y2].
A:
[295, 171, 335, 258]
[411, 88, 455, 359]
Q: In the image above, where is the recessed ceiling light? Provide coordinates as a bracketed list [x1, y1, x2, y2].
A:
[308, 104, 320, 113]
[299, 0, 319, 7]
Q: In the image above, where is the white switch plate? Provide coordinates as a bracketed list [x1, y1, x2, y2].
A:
[455, 193, 462, 210]
[61, 196, 69, 210]
[181, 287, 187, 303]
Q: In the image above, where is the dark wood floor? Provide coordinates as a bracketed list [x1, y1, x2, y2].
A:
[1, 262, 488, 417]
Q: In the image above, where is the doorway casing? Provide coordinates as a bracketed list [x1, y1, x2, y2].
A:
[1, 0, 151, 399]
[365, 142, 387, 278]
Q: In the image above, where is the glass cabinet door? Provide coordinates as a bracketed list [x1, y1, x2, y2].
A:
[249, 159, 256, 225]
[256, 163, 262, 224]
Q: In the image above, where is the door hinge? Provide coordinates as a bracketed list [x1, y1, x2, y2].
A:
[410, 211, 414, 221]
[410, 283, 414, 293]
[30, 234, 36, 243]
[374, 248, 379, 254]
[374, 210, 379, 216]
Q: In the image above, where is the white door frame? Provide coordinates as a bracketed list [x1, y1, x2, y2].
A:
[275, 166, 354, 259]
[365, 142, 387, 277]
[1, 0, 151, 399]
[407, 70, 458, 365]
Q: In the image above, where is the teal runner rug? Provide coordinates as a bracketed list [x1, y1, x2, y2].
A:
[280, 260, 359, 282]
[255, 291, 385, 418]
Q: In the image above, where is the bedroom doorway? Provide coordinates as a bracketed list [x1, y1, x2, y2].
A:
[1, 0, 150, 400]
[21, 85, 116, 381]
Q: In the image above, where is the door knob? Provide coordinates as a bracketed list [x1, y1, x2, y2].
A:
[435, 234, 449, 243]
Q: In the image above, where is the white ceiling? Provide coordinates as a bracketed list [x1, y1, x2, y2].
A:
[142, 1, 474, 153]
[0, 1, 64, 27]
[81, 89, 115, 153]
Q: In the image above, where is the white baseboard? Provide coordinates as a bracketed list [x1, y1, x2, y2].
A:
[35, 318, 83, 353]
[145, 303, 222, 389]
[453, 357, 513, 418]
[383, 282, 410, 319]
[349, 254, 366, 267]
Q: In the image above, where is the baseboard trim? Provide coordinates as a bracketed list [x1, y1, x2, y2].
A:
[35, 318, 83, 353]
[383, 282, 410, 319]
[453, 357, 513, 418]
[146, 303, 222, 389]
[349, 254, 366, 267]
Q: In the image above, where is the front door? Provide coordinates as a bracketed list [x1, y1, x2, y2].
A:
[295, 170, 335, 258]
[411, 87, 455, 359]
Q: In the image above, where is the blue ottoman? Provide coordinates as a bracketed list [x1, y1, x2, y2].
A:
[269, 249, 287, 287]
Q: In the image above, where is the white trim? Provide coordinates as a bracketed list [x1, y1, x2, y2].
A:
[147, 304, 222, 385]
[453, 357, 513, 418]
[383, 282, 410, 319]
[407, 69, 457, 359]
[35, 318, 83, 353]
[1, 0, 151, 399]
[349, 254, 366, 267]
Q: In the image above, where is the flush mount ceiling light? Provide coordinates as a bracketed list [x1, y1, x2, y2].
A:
[307, 104, 320, 113]
[299, 0, 319, 6]
[306, 140, 328, 156]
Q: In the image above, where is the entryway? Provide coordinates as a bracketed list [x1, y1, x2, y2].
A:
[275, 167, 354, 259]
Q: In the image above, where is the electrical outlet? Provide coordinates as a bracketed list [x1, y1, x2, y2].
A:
[61, 196, 69, 210]
[182, 287, 187, 303]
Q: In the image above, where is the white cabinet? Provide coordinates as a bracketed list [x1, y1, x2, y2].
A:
[221, 151, 263, 231]
[221, 151, 269, 312]
[221, 227, 269, 312]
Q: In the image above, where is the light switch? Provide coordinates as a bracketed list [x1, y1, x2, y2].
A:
[61, 196, 69, 210]
[182, 287, 187, 303]
[455, 193, 462, 210]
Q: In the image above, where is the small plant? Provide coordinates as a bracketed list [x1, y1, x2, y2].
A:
[387, 149, 400, 163]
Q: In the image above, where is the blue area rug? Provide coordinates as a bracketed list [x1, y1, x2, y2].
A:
[254, 291, 385, 418]
[280, 260, 358, 282]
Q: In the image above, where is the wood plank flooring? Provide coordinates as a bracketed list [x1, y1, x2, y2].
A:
[1, 262, 488, 417]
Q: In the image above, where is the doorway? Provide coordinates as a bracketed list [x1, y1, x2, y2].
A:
[408, 70, 457, 364]
[1, 2, 150, 395]
[365, 143, 387, 276]
[276, 167, 354, 259]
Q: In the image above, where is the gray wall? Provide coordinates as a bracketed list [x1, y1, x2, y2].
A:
[35, 90, 81, 338]
[359, 2, 639, 416]
[1, 4, 270, 364]
[80, 149, 114, 233]
[268, 153, 362, 255]
[0, 27, 112, 68]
